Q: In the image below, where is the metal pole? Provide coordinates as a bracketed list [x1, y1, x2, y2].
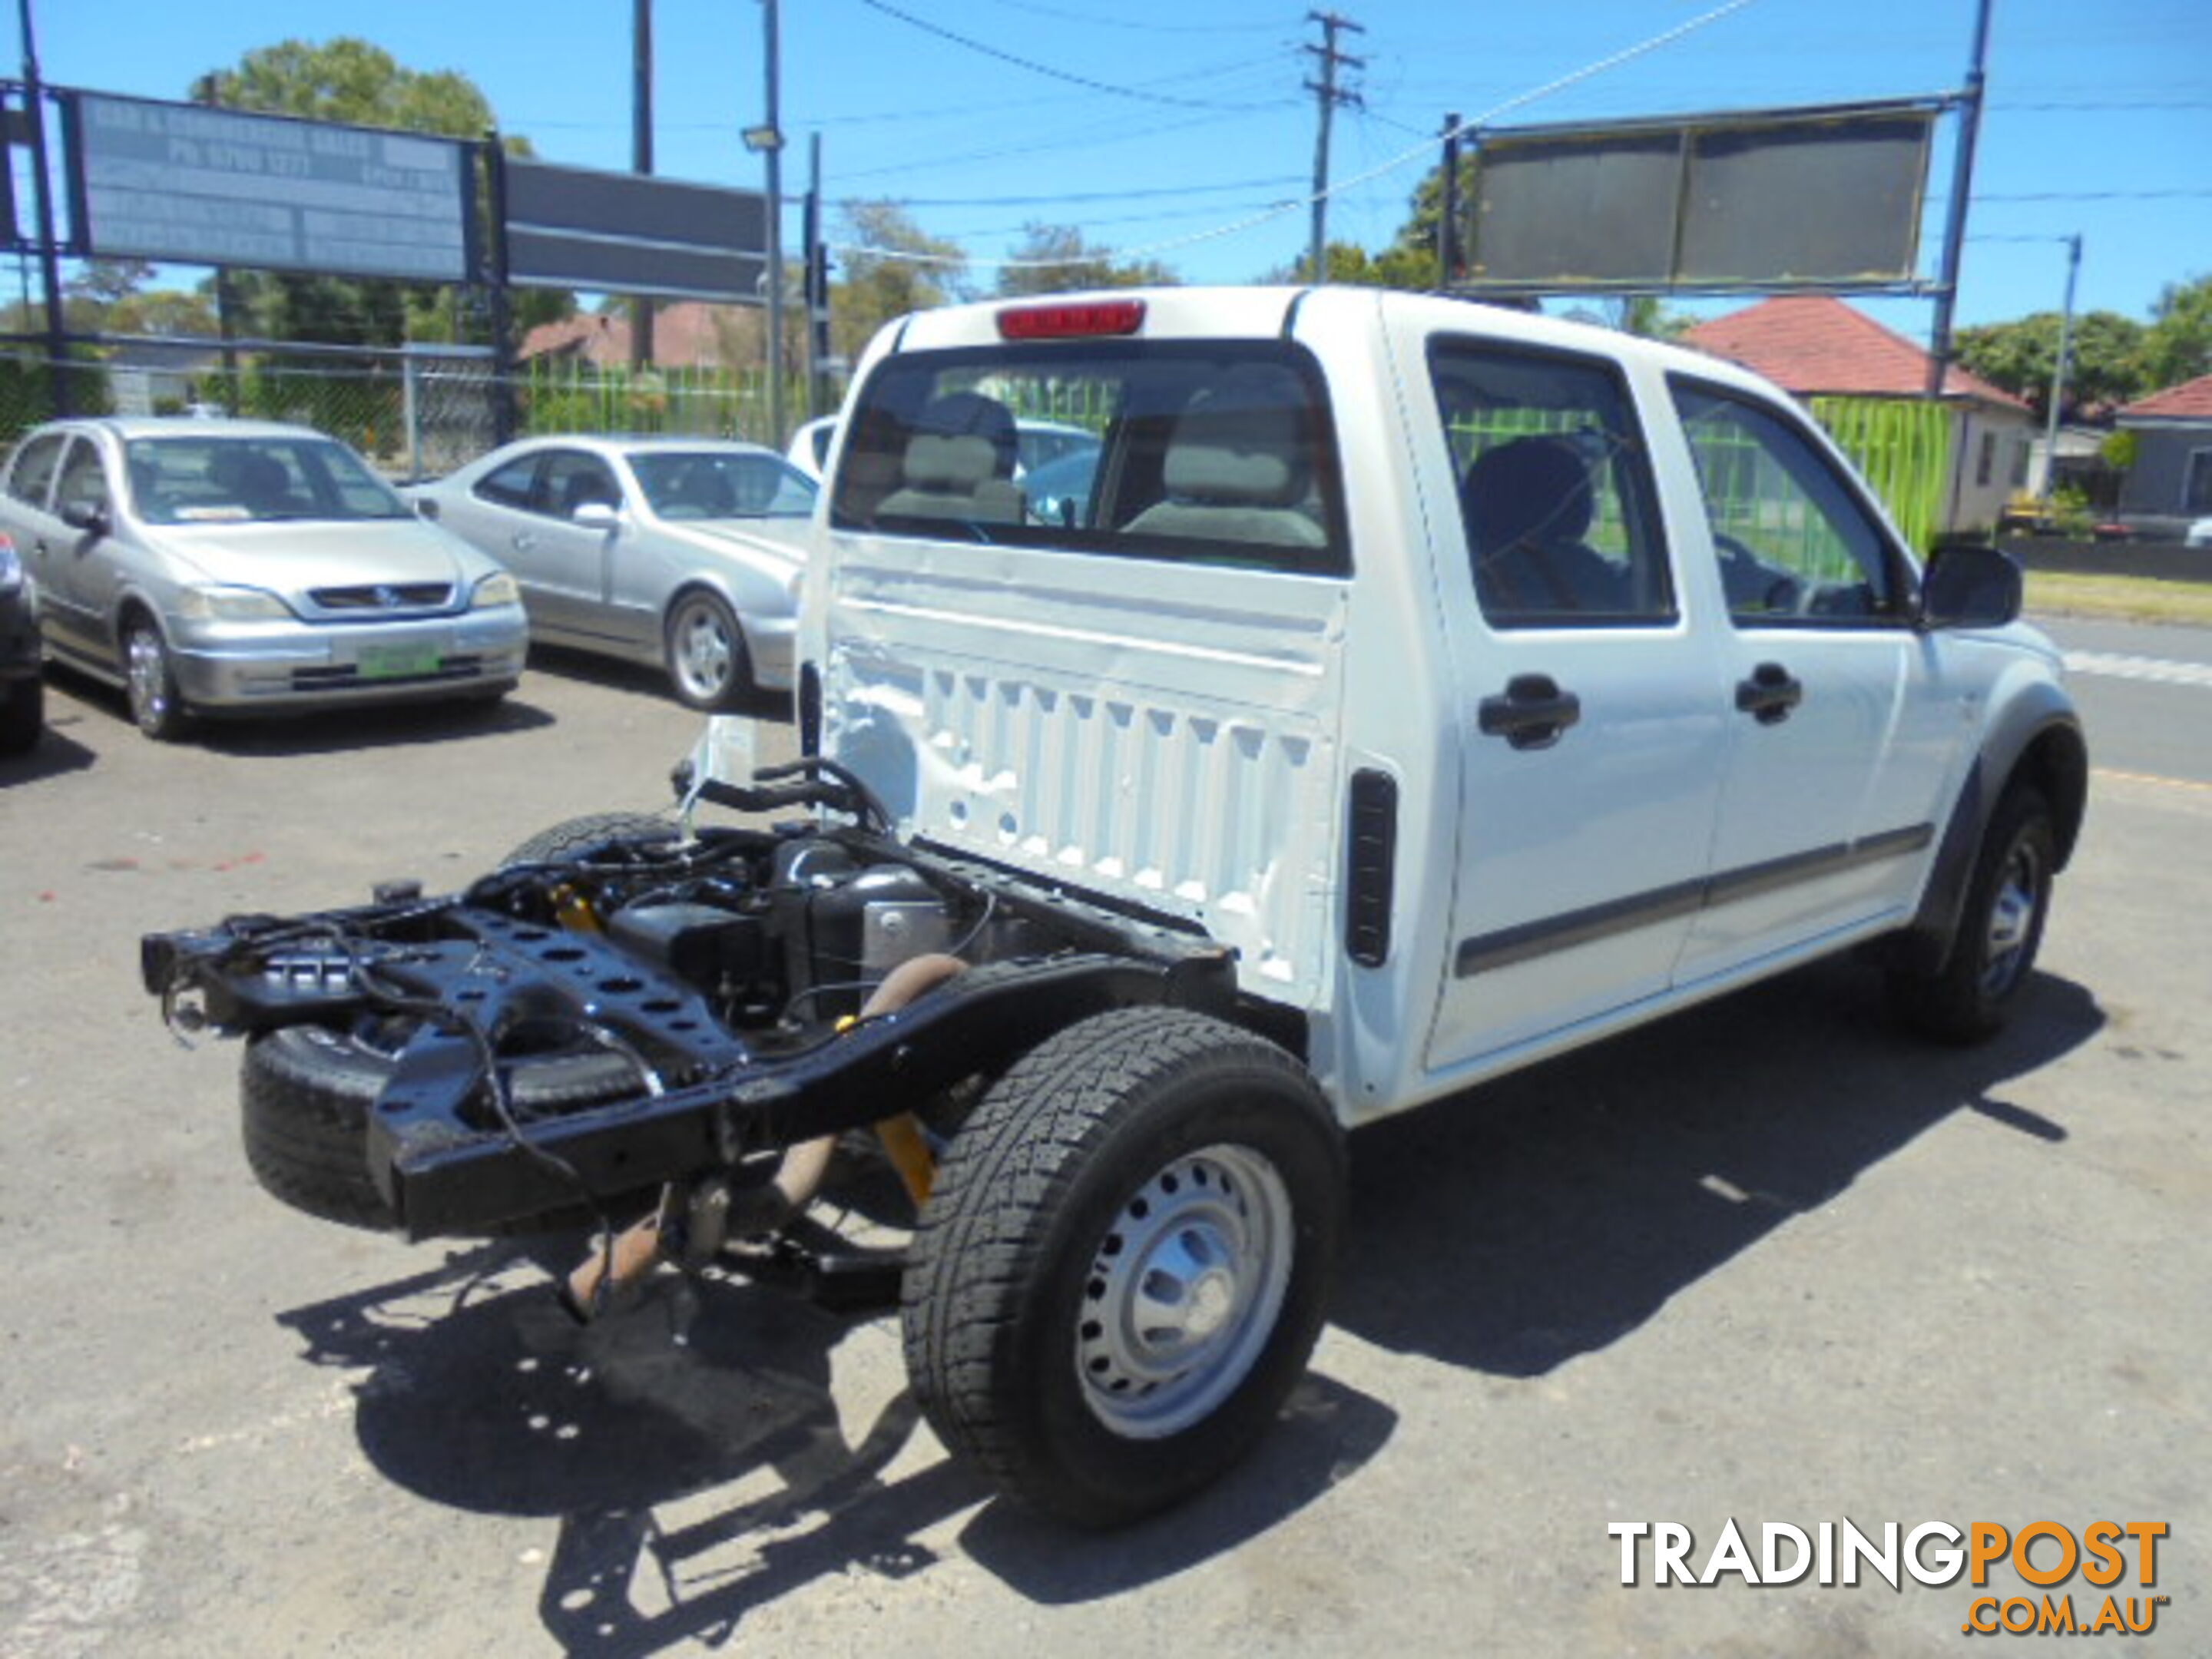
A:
[191, 75, 241, 391]
[2039, 233, 2081, 497]
[762, 0, 785, 446]
[1925, 0, 1993, 398]
[16, 0, 69, 416]
[632, 0, 655, 369]
[1438, 112, 1462, 286]
[402, 347, 422, 482]
[482, 132, 517, 446]
[803, 131, 824, 419]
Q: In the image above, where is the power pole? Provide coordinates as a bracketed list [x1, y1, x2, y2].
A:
[2039, 233, 2082, 498]
[1304, 10, 1364, 283]
[631, 0, 654, 369]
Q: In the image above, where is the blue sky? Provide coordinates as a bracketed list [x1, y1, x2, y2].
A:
[15, 0, 2211, 342]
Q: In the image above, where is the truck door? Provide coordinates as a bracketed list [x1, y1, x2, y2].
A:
[1419, 336, 1732, 1071]
[1661, 378, 1969, 985]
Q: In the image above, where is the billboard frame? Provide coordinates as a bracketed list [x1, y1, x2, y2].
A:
[1450, 94, 1956, 300]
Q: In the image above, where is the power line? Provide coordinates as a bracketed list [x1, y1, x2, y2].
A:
[838, 0, 1768, 271]
[939, 0, 1284, 33]
[850, 0, 1285, 110]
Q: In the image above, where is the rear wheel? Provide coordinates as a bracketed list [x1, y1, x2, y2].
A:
[1889, 786, 2055, 1043]
[123, 614, 189, 740]
[664, 591, 750, 711]
[901, 1005, 1346, 1527]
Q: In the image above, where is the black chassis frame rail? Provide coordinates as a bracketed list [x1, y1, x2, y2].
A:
[142, 831, 1239, 1238]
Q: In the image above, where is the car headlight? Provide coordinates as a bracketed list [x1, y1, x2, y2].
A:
[470, 571, 521, 609]
[175, 584, 293, 622]
[0, 541, 22, 594]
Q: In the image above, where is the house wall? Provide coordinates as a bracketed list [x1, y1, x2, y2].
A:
[2117, 422, 2212, 531]
[1943, 405, 2035, 536]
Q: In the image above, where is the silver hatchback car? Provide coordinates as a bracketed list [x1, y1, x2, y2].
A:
[0, 418, 528, 740]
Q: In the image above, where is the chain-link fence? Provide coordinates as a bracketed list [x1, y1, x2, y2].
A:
[0, 340, 826, 482]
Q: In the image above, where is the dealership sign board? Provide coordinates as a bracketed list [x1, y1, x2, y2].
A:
[72, 92, 473, 282]
[1459, 101, 1937, 295]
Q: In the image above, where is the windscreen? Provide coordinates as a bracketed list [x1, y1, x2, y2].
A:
[126, 436, 409, 525]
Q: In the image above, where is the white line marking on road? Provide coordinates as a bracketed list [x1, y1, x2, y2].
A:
[2064, 651, 2212, 689]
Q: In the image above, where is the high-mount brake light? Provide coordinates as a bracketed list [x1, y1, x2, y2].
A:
[996, 300, 1146, 341]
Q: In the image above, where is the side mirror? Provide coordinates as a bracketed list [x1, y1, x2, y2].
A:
[59, 498, 111, 537]
[412, 498, 440, 521]
[572, 500, 620, 531]
[1919, 542, 2022, 631]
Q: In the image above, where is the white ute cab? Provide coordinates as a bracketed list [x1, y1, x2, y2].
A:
[796, 283, 2086, 1512]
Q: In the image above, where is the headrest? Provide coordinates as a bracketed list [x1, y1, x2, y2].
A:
[1462, 436, 1594, 551]
[1162, 374, 1310, 506]
[910, 392, 1016, 477]
[902, 432, 1001, 492]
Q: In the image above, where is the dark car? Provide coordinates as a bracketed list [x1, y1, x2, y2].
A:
[0, 532, 41, 756]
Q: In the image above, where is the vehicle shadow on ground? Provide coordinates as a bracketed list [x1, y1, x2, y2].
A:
[41, 661, 555, 757]
[0, 716, 97, 785]
[280, 1240, 1392, 1654]
[1333, 959, 2105, 1376]
[527, 644, 795, 725]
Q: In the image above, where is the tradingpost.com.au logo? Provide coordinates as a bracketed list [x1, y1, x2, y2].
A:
[1608, 1519, 2170, 1637]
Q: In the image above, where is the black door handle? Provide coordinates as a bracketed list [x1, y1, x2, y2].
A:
[1479, 673, 1581, 750]
[1735, 661, 1803, 724]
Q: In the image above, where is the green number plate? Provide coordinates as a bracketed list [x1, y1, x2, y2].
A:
[357, 642, 443, 680]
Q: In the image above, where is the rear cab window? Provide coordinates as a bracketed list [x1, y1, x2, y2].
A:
[830, 342, 1349, 578]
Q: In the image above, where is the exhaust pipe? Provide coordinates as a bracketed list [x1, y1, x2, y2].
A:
[563, 952, 969, 1316]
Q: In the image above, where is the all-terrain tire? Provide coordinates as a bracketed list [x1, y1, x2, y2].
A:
[901, 1005, 1346, 1528]
[1888, 786, 2056, 1044]
[241, 1023, 647, 1231]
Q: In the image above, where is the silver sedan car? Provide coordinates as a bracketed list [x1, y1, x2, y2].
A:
[0, 418, 528, 740]
[409, 435, 816, 710]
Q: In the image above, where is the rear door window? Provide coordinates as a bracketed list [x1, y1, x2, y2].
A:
[832, 343, 1348, 576]
[1429, 341, 1674, 628]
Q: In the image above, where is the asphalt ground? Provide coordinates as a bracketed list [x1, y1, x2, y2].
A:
[0, 625, 2205, 1657]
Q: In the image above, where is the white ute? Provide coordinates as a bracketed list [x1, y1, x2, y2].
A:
[147, 285, 2087, 1530]
[798, 283, 2085, 1513]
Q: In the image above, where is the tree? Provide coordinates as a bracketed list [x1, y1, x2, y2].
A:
[198, 38, 496, 138]
[2142, 273, 2212, 389]
[831, 202, 969, 358]
[65, 260, 158, 308]
[1955, 310, 2148, 418]
[994, 224, 1176, 297]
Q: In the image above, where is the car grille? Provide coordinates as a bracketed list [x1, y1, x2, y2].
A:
[308, 582, 455, 612]
[290, 656, 490, 691]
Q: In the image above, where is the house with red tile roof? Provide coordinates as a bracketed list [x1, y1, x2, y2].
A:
[1681, 295, 2036, 536]
[521, 302, 766, 369]
[2113, 373, 2212, 535]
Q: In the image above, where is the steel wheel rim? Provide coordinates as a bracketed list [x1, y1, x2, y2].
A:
[1979, 836, 2043, 998]
[125, 627, 170, 730]
[1075, 1142, 1293, 1439]
[672, 601, 736, 702]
